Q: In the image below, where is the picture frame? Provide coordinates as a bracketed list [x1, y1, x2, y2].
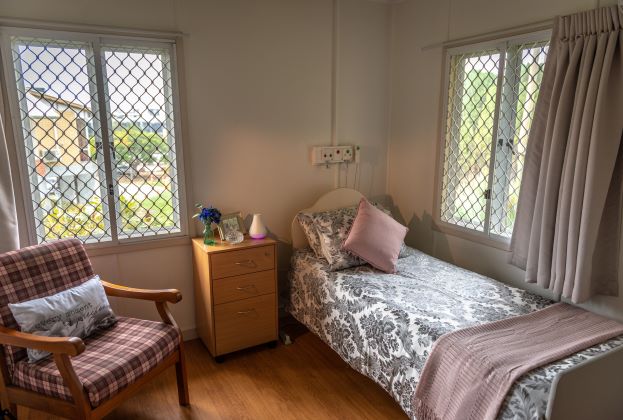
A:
[217, 211, 246, 239]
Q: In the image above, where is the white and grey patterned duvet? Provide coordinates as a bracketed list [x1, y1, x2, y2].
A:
[287, 247, 623, 419]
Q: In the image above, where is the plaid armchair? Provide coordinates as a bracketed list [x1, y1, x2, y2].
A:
[0, 239, 189, 419]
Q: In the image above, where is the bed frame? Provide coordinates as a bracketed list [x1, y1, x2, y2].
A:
[291, 187, 623, 420]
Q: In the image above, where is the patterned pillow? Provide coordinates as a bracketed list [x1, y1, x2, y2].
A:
[398, 242, 411, 259]
[296, 212, 325, 258]
[310, 206, 365, 271]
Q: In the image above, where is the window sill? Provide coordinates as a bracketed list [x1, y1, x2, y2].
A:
[86, 235, 191, 257]
[432, 221, 511, 252]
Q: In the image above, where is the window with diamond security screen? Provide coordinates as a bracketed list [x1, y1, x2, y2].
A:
[6, 33, 184, 244]
[438, 34, 549, 240]
[103, 45, 181, 240]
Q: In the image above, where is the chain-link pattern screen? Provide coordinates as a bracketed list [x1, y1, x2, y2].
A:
[10, 36, 182, 244]
[489, 42, 548, 237]
[11, 38, 111, 243]
[439, 38, 548, 239]
[441, 50, 500, 232]
[103, 45, 180, 239]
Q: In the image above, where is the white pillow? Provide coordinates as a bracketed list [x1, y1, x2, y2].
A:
[9, 276, 117, 362]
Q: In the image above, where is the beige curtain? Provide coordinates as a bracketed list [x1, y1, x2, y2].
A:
[511, 6, 623, 303]
[0, 51, 20, 253]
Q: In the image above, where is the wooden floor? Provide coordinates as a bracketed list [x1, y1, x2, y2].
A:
[20, 330, 406, 419]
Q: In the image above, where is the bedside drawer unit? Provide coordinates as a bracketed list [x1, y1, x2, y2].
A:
[214, 294, 276, 355]
[213, 270, 276, 305]
[211, 245, 274, 279]
[192, 237, 278, 358]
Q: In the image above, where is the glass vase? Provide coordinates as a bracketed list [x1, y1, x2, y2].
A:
[203, 224, 216, 245]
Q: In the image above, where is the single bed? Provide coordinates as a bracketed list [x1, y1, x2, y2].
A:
[288, 188, 623, 420]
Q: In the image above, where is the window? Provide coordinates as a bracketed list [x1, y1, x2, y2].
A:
[437, 32, 549, 241]
[2, 30, 185, 245]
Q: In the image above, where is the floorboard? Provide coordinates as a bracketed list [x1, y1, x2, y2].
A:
[19, 331, 406, 419]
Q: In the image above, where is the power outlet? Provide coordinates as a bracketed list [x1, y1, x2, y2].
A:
[323, 147, 336, 162]
[339, 146, 354, 162]
[311, 145, 355, 165]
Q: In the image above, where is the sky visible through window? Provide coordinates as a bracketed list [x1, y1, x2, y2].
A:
[18, 44, 166, 121]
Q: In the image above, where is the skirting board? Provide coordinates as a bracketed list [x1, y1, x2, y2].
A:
[182, 328, 198, 341]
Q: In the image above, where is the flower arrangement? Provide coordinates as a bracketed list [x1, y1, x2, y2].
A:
[194, 204, 222, 245]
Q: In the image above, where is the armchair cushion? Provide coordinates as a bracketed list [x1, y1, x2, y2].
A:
[9, 276, 116, 362]
[12, 316, 179, 407]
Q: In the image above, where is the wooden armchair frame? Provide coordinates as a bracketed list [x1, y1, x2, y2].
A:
[0, 281, 189, 420]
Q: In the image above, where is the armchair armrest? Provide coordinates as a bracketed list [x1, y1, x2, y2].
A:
[101, 280, 182, 303]
[0, 327, 91, 409]
[0, 325, 85, 357]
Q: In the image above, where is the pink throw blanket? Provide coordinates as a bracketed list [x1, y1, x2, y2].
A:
[413, 303, 623, 420]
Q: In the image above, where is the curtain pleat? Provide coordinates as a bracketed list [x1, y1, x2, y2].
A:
[0, 95, 19, 253]
[510, 6, 623, 303]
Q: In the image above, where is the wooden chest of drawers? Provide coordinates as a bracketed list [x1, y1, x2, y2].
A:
[192, 237, 278, 359]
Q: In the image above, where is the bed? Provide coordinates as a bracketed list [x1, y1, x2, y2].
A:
[287, 188, 623, 420]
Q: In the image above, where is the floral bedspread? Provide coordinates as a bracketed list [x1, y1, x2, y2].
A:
[287, 247, 623, 419]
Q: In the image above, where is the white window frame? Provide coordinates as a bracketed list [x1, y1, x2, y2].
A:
[433, 29, 551, 250]
[0, 26, 189, 250]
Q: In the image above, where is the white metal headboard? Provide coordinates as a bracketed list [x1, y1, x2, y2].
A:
[291, 188, 364, 249]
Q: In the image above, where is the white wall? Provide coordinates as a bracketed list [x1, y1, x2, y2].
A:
[387, 0, 623, 321]
[1, 0, 392, 334]
[336, 0, 390, 196]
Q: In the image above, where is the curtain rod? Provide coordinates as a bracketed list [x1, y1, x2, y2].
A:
[421, 18, 554, 51]
[0, 16, 186, 40]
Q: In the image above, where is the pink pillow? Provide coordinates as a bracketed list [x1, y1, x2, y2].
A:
[342, 198, 408, 273]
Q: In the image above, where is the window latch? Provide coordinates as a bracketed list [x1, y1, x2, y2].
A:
[498, 138, 516, 155]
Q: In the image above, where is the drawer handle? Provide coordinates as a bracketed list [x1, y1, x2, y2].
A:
[236, 284, 257, 292]
[237, 309, 257, 317]
[234, 259, 257, 268]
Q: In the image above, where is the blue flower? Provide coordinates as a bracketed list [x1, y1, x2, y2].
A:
[194, 204, 221, 225]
